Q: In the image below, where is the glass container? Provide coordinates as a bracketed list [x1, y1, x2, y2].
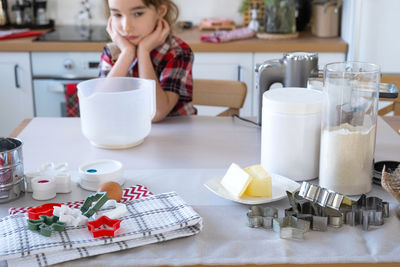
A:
[265, 0, 296, 34]
[319, 62, 380, 195]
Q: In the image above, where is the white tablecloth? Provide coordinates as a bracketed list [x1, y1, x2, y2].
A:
[5, 168, 399, 267]
[0, 116, 399, 266]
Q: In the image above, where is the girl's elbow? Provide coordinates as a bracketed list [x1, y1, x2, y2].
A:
[152, 110, 168, 122]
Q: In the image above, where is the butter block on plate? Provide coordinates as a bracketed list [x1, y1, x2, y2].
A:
[244, 165, 272, 197]
[220, 163, 252, 198]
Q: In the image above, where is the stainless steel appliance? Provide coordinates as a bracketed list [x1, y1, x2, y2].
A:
[32, 52, 101, 116]
[256, 52, 319, 123]
[255, 52, 399, 124]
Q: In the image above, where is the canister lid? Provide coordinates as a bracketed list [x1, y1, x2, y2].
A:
[78, 159, 124, 191]
[263, 88, 323, 115]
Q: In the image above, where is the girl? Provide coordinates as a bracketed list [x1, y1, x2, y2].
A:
[99, 0, 196, 122]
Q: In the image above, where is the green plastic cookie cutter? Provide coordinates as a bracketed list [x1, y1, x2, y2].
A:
[27, 215, 66, 237]
[80, 192, 109, 218]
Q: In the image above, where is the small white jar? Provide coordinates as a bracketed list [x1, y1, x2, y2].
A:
[261, 88, 323, 181]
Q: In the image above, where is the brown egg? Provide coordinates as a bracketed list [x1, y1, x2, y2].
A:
[97, 181, 123, 202]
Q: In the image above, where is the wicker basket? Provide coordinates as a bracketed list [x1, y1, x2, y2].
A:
[242, 0, 265, 27]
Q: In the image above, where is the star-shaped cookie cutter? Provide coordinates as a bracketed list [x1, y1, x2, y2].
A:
[80, 192, 109, 218]
[86, 215, 122, 238]
[27, 215, 66, 237]
[247, 206, 278, 229]
[272, 216, 310, 240]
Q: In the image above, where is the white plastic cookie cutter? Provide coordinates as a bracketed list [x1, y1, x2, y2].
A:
[53, 205, 88, 227]
[25, 162, 71, 200]
[94, 200, 129, 220]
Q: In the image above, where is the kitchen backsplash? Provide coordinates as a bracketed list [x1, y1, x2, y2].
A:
[45, 0, 243, 26]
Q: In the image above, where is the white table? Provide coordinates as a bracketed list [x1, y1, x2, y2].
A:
[1, 116, 400, 267]
[17, 116, 261, 171]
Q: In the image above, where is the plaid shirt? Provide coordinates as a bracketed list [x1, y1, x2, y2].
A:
[99, 35, 196, 116]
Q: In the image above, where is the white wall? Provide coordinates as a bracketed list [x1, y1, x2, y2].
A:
[42, 0, 243, 26]
[341, 0, 400, 73]
[175, 0, 242, 25]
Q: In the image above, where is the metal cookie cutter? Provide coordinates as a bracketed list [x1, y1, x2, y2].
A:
[246, 206, 310, 239]
[94, 200, 129, 220]
[53, 205, 88, 227]
[27, 215, 66, 237]
[86, 216, 122, 238]
[272, 216, 310, 240]
[344, 194, 389, 230]
[293, 182, 390, 231]
[298, 182, 350, 211]
[286, 191, 340, 231]
[247, 206, 278, 229]
[80, 192, 109, 218]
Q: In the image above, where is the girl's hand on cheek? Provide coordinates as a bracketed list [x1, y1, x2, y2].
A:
[138, 19, 170, 54]
[107, 17, 136, 56]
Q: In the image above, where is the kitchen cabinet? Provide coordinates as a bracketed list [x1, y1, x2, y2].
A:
[193, 52, 253, 116]
[0, 52, 34, 136]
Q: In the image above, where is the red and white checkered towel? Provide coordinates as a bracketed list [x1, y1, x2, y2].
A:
[8, 184, 153, 215]
[3, 192, 202, 267]
[201, 28, 255, 43]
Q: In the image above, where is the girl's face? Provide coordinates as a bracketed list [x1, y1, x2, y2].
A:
[108, 0, 166, 45]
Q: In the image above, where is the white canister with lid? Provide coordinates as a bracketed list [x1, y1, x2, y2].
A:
[261, 88, 323, 181]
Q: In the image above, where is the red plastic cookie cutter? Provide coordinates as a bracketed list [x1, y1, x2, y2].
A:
[28, 203, 62, 220]
[86, 216, 122, 238]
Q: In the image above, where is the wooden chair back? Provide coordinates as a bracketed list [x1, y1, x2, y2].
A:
[192, 79, 247, 117]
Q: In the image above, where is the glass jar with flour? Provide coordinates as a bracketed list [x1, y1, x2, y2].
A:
[319, 62, 380, 195]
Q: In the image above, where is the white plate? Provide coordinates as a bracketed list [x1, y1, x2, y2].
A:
[204, 174, 300, 205]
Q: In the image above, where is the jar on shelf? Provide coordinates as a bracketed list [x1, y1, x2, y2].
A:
[265, 0, 296, 34]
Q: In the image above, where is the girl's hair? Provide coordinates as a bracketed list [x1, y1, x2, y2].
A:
[104, 0, 179, 27]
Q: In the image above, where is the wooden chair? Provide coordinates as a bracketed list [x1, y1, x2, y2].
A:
[378, 75, 400, 116]
[192, 79, 247, 117]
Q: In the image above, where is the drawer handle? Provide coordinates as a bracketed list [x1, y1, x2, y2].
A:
[237, 65, 242, 81]
[14, 64, 20, 88]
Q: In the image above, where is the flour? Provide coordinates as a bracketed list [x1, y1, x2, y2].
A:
[319, 123, 376, 195]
